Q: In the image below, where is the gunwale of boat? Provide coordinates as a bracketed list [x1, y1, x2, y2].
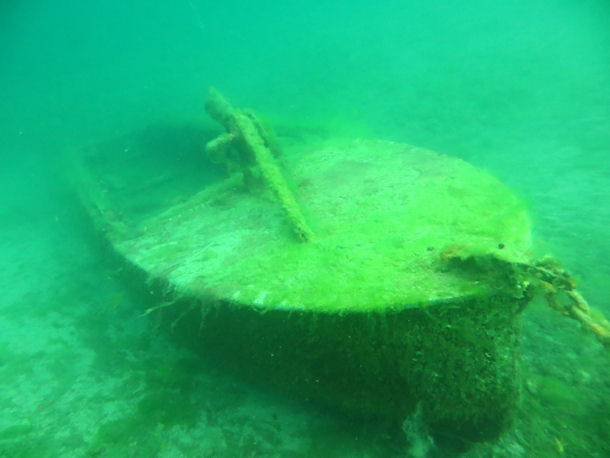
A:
[70, 126, 531, 314]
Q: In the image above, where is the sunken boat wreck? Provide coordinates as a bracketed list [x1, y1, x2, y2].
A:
[69, 88, 606, 448]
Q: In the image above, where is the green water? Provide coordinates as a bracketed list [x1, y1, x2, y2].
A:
[1, 1, 608, 456]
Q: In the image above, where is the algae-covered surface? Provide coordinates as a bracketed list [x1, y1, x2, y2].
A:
[112, 137, 530, 312]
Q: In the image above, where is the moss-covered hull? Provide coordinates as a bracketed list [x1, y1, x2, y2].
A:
[114, 246, 525, 445]
[190, 296, 522, 442]
[69, 123, 532, 445]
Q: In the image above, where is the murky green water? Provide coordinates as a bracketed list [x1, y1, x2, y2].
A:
[1, 1, 608, 456]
